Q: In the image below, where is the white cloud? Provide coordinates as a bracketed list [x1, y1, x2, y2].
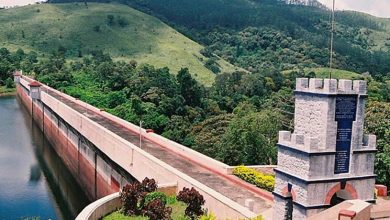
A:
[0, 0, 46, 7]
[317, 0, 390, 18]
[1, 0, 389, 18]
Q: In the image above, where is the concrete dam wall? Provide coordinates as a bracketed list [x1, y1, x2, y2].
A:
[17, 79, 132, 202]
[16, 75, 266, 219]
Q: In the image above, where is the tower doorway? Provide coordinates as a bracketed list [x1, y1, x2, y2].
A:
[329, 189, 354, 206]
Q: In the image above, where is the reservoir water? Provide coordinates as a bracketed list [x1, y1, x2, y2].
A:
[0, 96, 90, 220]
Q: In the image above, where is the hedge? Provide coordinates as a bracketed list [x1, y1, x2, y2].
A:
[233, 165, 275, 191]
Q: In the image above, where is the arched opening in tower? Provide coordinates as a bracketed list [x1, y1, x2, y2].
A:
[329, 189, 354, 207]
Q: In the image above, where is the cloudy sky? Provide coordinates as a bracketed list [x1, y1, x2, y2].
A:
[0, 0, 46, 7]
[0, 0, 389, 18]
[317, 0, 390, 18]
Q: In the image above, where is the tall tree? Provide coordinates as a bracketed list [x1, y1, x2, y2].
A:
[219, 108, 283, 165]
[177, 68, 203, 107]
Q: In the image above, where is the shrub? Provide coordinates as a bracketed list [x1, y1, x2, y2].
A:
[141, 177, 158, 193]
[177, 187, 205, 219]
[145, 191, 168, 205]
[141, 199, 172, 220]
[107, 14, 115, 26]
[93, 25, 100, 32]
[120, 177, 175, 219]
[166, 195, 177, 205]
[120, 177, 159, 216]
[233, 166, 275, 191]
[5, 77, 14, 88]
[120, 182, 143, 215]
[204, 58, 221, 74]
[117, 16, 129, 27]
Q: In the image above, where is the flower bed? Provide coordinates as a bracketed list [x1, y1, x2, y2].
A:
[233, 165, 275, 191]
[105, 177, 206, 220]
[103, 201, 187, 220]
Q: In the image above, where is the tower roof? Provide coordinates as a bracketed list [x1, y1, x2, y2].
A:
[29, 81, 42, 87]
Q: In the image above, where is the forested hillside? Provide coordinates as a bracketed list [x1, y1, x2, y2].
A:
[0, 3, 240, 85]
[50, 0, 390, 79]
[1, 0, 389, 189]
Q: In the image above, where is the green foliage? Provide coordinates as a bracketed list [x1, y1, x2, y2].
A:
[177, 68, 203, 107]
[104, 211, 148, 220]
[107, 14, 115, 26]
[117, 16, 129, 27]
[375, 153, 390, 187]
[249, 216, 265, 220]
[365, 101, 390, 153]
[145, 192, 168, 205]
[0, 86, 16, 94]
[107, 91, 127, 109]
[95, 0, 390, 78]
[166, 195, 177, 205]
[103, 201, 187, 220]
[365, 101, 390, 188]
[162, 116, 192, 144]
[93, 25, 100, 32]
[191, 114, 233, 159]
[204, 58, 221, 74]
[4, 77, 14, 88]
[0, 3, 238, 85]
[233, 166, 275, 191]
[199, 212, 216, 220]
[219, 108, 283, 165]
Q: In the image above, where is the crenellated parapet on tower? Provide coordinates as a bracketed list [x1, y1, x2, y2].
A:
[273, 78, 377, 219]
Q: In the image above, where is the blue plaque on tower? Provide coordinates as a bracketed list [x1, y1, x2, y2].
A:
[334, 95, 357, 174]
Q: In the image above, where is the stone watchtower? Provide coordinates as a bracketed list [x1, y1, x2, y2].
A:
[273, 78, 377, 219]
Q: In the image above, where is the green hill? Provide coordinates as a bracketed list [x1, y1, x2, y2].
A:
[70, 0, 389, 78]
[0, 3, 241, 86]
[283, 67, 362, 79]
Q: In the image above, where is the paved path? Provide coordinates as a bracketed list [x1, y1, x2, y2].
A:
[46, 90, 272, 214]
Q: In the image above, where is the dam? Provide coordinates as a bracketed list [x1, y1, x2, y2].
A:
[11, 73, 272, 219]
[0, 96, 89, 219]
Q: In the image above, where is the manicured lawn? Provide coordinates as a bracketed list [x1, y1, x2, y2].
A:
[103, 202, 187, 220]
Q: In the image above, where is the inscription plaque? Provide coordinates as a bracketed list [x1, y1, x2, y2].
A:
[334, 95, 357, 174]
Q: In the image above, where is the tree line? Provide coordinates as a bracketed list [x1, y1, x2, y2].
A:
[1, 48, 388, 175]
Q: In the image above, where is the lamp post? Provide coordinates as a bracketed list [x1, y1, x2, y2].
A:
[139, 120, 143, 149]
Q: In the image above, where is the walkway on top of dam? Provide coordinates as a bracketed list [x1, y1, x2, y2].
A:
[45, 89, 272, 214]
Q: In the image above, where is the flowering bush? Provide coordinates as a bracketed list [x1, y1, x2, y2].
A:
[233, 165, 275, 191]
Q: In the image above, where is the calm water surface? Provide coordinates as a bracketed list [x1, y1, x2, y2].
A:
[0, 96, 90, 220]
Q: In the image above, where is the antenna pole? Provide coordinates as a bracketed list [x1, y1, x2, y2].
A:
[329, 0, 335, 79]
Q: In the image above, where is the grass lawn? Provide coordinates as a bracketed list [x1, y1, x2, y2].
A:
[103, 202, 187, 220]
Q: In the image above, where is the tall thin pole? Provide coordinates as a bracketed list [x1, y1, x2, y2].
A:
[329, 0, 335, 79]
[139, 120, 143, 149]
